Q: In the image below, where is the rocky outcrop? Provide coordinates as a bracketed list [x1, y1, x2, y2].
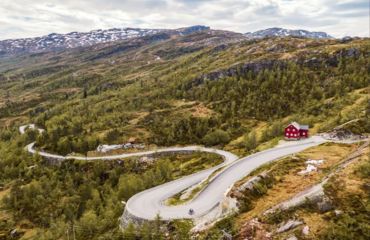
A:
[264, 181, 326, 216]
[187, 46, 365, 88]
[187, 59, 286, 88]
[321, 128, 367, 141]
[264, 141, 369, 217]
[239, 218, 272, 240]
[317, 196, 334, 212]
[339, 36, 355, 43]
[232, 171, 271, 198]
[339, 48, 361, 58]
[297, 48, 362, 69]
[276, 220, 303, 233]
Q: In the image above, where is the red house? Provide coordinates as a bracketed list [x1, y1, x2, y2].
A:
[284, 122, 309, 140]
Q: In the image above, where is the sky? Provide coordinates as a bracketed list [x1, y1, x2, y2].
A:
[0, 0, 369, 40]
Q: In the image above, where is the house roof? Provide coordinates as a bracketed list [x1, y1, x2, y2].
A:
[287, 122, 309, 130]
[300, 125, 309, 130]
[290, 121, 301, 129]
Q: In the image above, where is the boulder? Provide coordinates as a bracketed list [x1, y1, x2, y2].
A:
[239, 218, 272, 240]
[298, 164, 317, 175]
[302, 225, 310, 235]
[277, 220, 303, 233]
[335, 209, 343, 216]
[340, 36, 353, 43]
[317, 197, 333, 212]
[10, 229, 18, 238]
[345, 48, 360, 57]
[237, 171, 270, 192]
[286, 235, 298, 240]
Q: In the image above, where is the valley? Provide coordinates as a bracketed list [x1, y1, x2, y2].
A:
[0, 25, 369, 239]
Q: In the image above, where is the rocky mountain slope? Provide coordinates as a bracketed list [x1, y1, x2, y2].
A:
[245, 27, 333, 39]
[0, 25, 210, 56]
[0, 26, 336, 57]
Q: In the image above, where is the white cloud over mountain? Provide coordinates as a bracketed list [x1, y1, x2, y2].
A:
[0, 0, 368, 40]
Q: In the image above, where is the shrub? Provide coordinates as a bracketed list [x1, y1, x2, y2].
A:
[202, 129, 230, 146]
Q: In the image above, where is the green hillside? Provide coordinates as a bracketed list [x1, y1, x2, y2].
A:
[1, 32, 369, 154]
[0, 30, 369, 239]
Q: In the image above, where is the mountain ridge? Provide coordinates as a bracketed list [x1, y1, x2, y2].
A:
[0, 26, 336, 57]
[0, 25, 210, 56]
[245, 27, 333, 39]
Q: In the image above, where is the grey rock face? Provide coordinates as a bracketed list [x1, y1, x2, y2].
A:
[189, 59, 286, 87]
[238, 171, 270, 192]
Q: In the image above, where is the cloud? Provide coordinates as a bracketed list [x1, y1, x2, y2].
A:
[330, 0, 369, 17]
[333, 0, 369, 10]
[0, 0, 368, 40]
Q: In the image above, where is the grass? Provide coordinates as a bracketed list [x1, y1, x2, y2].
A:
[326, 145, 369, 200]
[0, 116, 28, 128]
[234, 142, 357, 228]
[277, 143, 369, 239]
[234, 142, 369, 239]
[172, 153, 223, 179]
[166, 165, 226, 206]
[255, 137, 281, 152]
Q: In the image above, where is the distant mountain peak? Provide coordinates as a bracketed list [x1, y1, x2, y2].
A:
[245, 27, 333, 39]
[0, 25, 210, 56]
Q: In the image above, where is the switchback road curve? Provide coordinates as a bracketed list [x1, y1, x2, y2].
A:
[19, 124, 326, 222]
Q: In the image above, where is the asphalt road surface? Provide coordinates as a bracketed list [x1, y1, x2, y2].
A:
[19, 124, 326, 221]
[125, 138, 326, 220]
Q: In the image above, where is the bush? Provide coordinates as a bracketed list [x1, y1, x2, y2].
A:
[202, 129, 230, 146]
[320, 213, 370, 240]
[355, 158, 370, 179]
[244, 131, 257, 151]
[105, 129, 120, 143]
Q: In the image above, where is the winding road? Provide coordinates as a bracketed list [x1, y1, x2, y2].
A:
[125, 137, 326, 220]
[19, 125, 327, 222]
